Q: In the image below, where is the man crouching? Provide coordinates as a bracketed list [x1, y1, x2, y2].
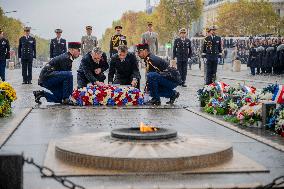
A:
[136, 43, 180, 105]
[77, 47, 108, 88]
[33, 42, 81, 105]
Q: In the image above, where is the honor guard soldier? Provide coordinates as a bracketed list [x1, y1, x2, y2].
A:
[109, 25, 127, 57]
[173, 28, 192, 87]
[136, 43, 180, 105]
[18, 26, 36, 84]
[77, 47, 109, 88]
[108, 45, 140, 88]
[81, 26, 98, 56]
[34, 42, 81, 105]
[141, 22, 159, 55]
[201, 26, 222, 85]
[0, 29, 10, 81]
[50, 29, 67, 59]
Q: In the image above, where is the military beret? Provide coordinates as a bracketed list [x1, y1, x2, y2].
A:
[55, 29, 63, 33]
[115, 25, 123, 30]
[205, 27, 210, 32]
[179, 28, 187, 33]
[147, 22, 153, 26]
[68, 42, 81, 49]
[136, 43, 149, 51]
[209, 25, 218, 31]
[24, 26, 31, 31]
[86, 26, 92, 30]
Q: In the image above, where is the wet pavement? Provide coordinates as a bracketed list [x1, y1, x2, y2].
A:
[0, 62, 284, 189]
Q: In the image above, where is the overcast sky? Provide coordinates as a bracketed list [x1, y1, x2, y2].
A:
[0, 0, 148, 41]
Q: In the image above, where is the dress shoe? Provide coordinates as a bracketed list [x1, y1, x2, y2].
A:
[28, 81, 32, 84]
[61, 98, 75, 105]
[166, 91, 180, 105]
[33, 90, 44, 104]
[181, 84, 187, 87]
[147, 98, 161, 106]
[22, 81, 27, 84]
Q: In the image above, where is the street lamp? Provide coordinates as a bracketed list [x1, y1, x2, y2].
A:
[4, 10, 17, 14]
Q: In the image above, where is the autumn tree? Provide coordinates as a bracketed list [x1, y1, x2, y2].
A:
[100, 0, 203, 51]
[215, 0, 281, 36]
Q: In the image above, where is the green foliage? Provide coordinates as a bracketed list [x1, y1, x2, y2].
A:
[216, 0, 281, 36]
[0, 7, 49, 60]
[100, 0, 203, 50]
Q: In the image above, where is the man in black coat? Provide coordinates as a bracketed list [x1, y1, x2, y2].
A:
[0, 29, 10, 81]
[33, 42, 81, 105]
[77, 47, 109, 88]
[18, 27, 36, 84]
[173, 28, 192, 87]
[50, 29, 67, 59]
[201, 26, 222, 85]
[108, 45, 140, 88]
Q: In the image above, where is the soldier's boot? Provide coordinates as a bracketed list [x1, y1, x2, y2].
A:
[33, 90, 44, 104]
[166, 91, 180, 105]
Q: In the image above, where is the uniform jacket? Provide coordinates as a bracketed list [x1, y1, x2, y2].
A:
[109, 34, 127, 56]
[18, 35, 36, 59]
[50, 38, 67, 58]
[0, 38, 10, 60]
[145, 53, 169, 73]
[202, 35, 222, 59]
[77, 52, 109, 83]
[108, 52, 140, 83]
[81, 35, 98, 56]
[173, 37, 192, 62]
[38, 52, 73, 85]
[141, 31, 158, 55]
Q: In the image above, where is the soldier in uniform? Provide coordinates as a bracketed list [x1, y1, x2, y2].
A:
[33, 42, 81, 105]
[77, 47, 109, 88]
[248, 42, 257, 75]
[81, 26, 98, 56]
[108, 45, 140, 88]
[173, 28, 192, 87]
[50, 29, 67, 59]
[0, 29, 10, 81]
[141, 22, 159, 55]
[109, 25, 127, 58]
[136, 43, 180, 105]
[201, 26, 222, 85]
[18, 27, 36, 84]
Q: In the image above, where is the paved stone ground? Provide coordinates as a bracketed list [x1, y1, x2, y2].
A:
[0, 61, 284, 189]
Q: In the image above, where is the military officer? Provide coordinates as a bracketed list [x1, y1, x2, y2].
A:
[81, 26, 98, 56]
[201, 26, 222, 85]
[18, 27, 36, 84]
[33, 42, 81, 105]
[173, 28, 192, 87]
[77, 47, 109, 88]
[50, 29, 67, 59]
[109, 25, 127, 57]
[108, 45, 140, 88]
[136, 43, 180, 105]
[0, 29, 10, 81]
[141, 22, 159, 55]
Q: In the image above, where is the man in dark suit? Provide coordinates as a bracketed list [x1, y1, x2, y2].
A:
[77, 47, 109, 88]
[18, 27, 36, 84]
[173, 28, 192, 87]
[0, 29, 10, 81]
[109, 25, 127, 57]
[50, 29, 67, 59]
[108, 45, 140, 88]
[201, 25, 222, 85]
[33, 42, 81, 105]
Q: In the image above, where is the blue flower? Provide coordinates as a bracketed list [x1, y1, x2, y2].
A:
[107, 98, 115, 106]
[138, 98, 144, 105]
[122, 98, 128, 105]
